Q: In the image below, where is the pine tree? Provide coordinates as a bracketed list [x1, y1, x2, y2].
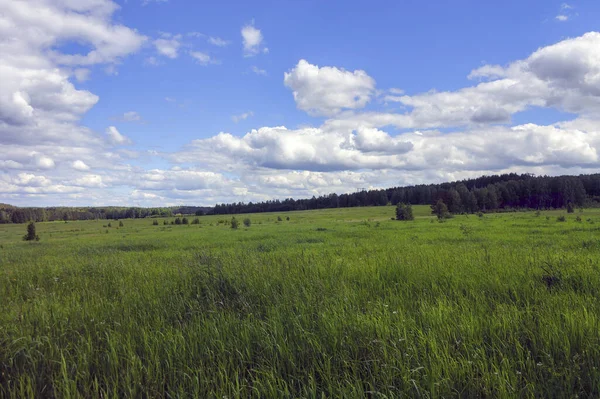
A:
[23, 222, 39, 241]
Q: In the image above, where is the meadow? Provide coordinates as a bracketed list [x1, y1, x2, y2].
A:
[1, 205, 599, 398]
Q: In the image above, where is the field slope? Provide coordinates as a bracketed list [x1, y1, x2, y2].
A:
[1, 206, 599, 397]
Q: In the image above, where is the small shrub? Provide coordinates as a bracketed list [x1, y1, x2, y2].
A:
[566, 203, 575, 213]
[107, 222, 112, 227]
[153, 220, 159, 226]
[286, 216, 290, 221]
[192, 218, 200, 225]
[119, 221, 124, 227]
[575, 216, 582, 222]
[175, 217, 182, 225]
[243, 218, 251, 227]
[432, 199, 449, 219]
[557, 215, 566, 222]
[105, 229, 109, 234]
[23, 222, 39, 241]
[231, 217, 239, 229]
[277, 216, 283, 222]
[535, 210, 541, 217]
[182, 217, 189, 225]
[395, 203, 414, 221]
[477, 212, 484, 218]
[163, 220, 168, 225]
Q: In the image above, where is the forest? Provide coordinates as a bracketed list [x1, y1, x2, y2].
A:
[213, 173, 595, 214]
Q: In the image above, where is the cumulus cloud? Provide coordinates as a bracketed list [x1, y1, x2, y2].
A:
[190, 51, 219, 66]
[153, 34, 182, 58]
[370, 32, 600, 129]
[0, 0, 144, 148]
[72, 160, 90, 171]
[106, 126, 132, 145]
[241, 23, 267, 56]
[284, 60, 376, 116]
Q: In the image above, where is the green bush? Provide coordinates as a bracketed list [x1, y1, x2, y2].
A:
[395, 203, 414, 221]
[231, 217, 239, 229]
[192, 218, 200, 225]
[243, 218, 251, 227]
[182, 217, 189, 225]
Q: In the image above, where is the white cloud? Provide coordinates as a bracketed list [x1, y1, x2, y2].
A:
[190, 51, 218, 66]
[208, 36, 230, 47]
[154, 35, 182, 59]
[232, 111, 254, 123]
[72, 160, 90, 171]
[71, 174, 105, 188]
[73, 68, 91, 82]
[555, 3, 575, 22]
[284, 60, 376, 116]
[251, 66, 267, 76]
[106, 126, 132, 145]
[241, 24, 267, 56]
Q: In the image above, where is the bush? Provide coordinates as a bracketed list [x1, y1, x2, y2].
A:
[557, 215, 566, 222]
[576, 216, 582, 222]
[182, 217, 189, 225]
[163, 220, 168, 225]
[286, 216, 290, 221]
[277, 216, 283, 222]
[432, 199, 449, 219]
[231, 217, 239, 229]
[395, 203, 414, 221]
[174, 217, 182, 225]
[243, 218, 251, 227]
[119, 221, 124, 227]
[107, 222, 112, 227]
[153, 220, 159, 226]
[567, 203, 575, 213]
[192, 218, 200, 225]
[23, 222, 39, 241]
[535, 210, 541, 217]
[477, 212, 484, 218]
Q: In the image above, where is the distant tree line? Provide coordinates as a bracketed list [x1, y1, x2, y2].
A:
[212, 173, 596, 215]
[0, 206, 210, 224]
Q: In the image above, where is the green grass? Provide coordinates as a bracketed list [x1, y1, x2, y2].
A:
[1, 206, 600, 397]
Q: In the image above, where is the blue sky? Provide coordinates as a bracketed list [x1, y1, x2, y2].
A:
[1, 0, 600, 206]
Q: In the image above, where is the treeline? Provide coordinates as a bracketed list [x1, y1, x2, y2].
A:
[213, 173, 599, 215]
[0, 206, 211, 224]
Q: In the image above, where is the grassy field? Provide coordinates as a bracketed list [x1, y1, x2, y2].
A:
[1, 205, 600, 398]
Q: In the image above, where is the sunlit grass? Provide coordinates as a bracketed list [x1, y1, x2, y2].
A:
[1, 206, 600, 397]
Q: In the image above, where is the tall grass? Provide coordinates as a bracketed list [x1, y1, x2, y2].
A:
[1, 207, 599, 397]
